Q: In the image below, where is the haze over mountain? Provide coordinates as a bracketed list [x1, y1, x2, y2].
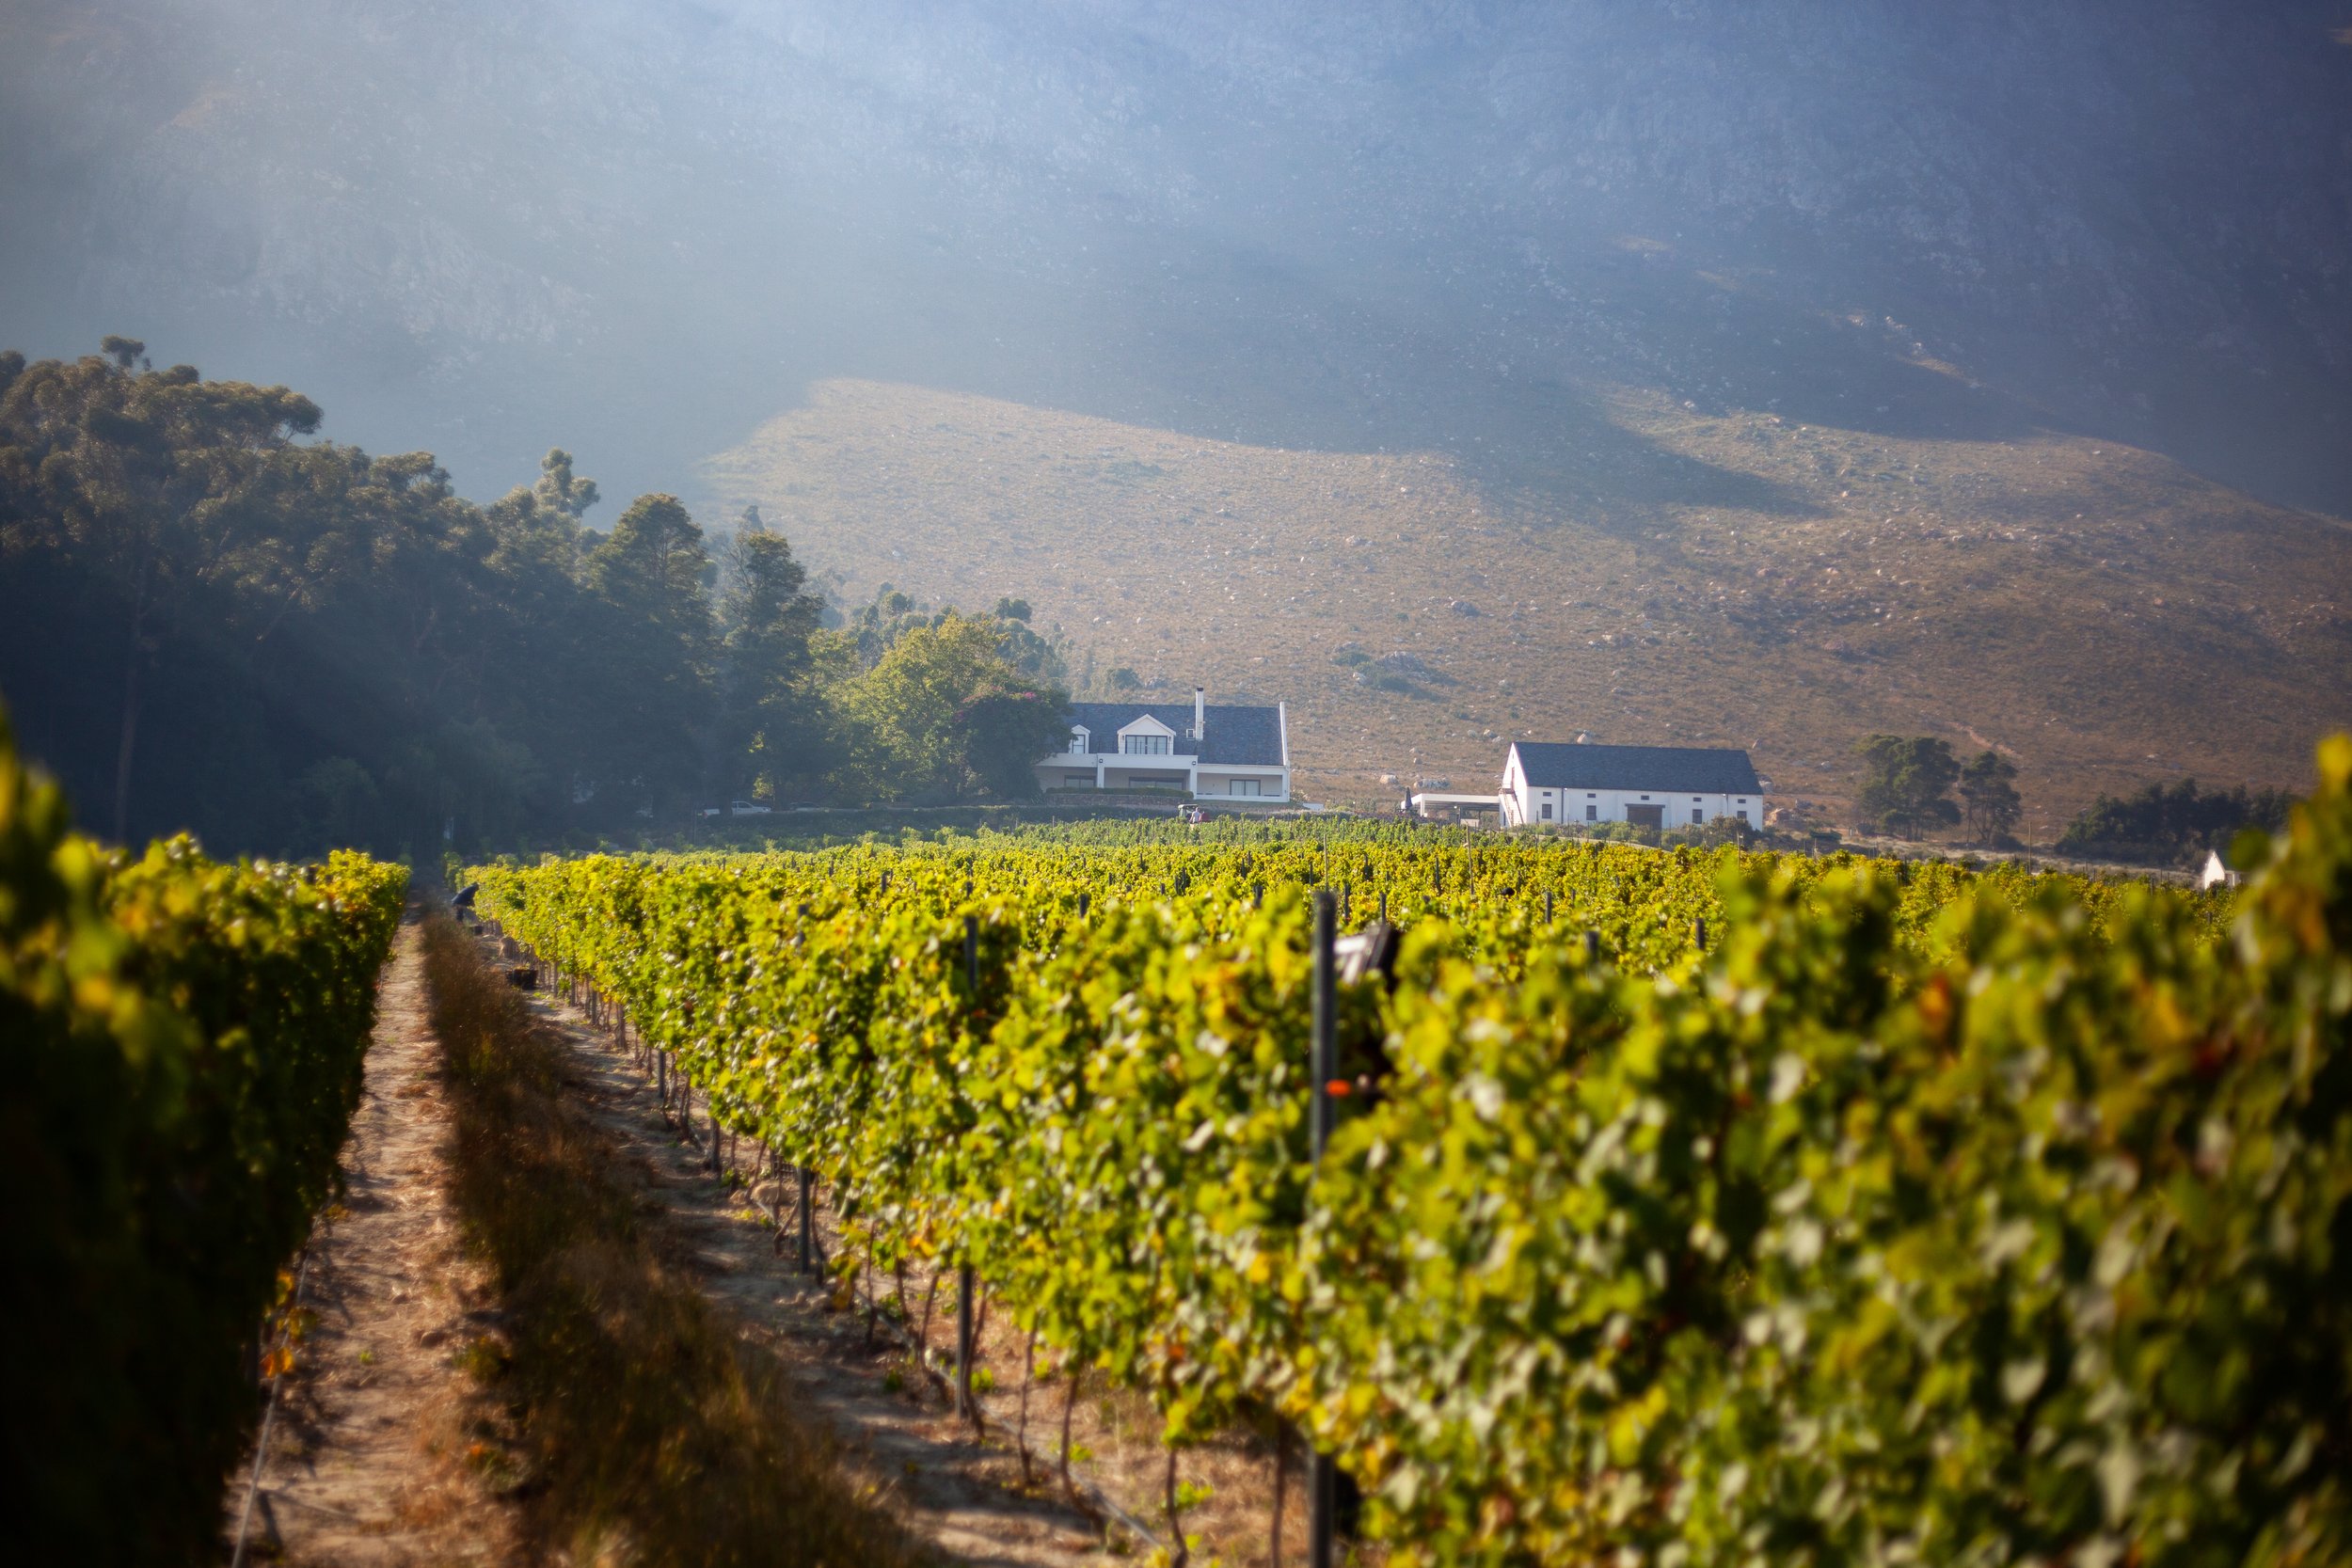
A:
[4, 0, 2349, 818]
[8, 0, 2350, 514]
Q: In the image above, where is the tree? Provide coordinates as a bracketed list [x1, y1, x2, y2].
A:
[955, 687, 1067, 799]
[715, 509, 828, 799]
[1853, 735, 1961, 840]
[2057, 777, 2295, 865]
[1957, 750, 2023, 844]
[531, 447, 600, 519]
[580, 493, 716, 807]
[838, 611, 1067, 801]
[291, 756, 380, 852]
[0, 340, 1072, 847]
[0, 345, 324, 839]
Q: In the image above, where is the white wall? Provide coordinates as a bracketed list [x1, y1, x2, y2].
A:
[1196, 768, 1291, 801]
[1033, 757, 1292, 800]
[1499, 757, 1761, 830]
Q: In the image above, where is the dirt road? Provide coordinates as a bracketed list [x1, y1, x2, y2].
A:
[227, 918, 516, 1565]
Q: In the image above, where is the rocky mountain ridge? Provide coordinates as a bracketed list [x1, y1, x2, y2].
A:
[4, 0, 2347, 514]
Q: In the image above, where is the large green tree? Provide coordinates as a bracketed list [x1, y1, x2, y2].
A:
[715, 508, 830, 800]
[1957, 749, 2024, 844]
[838, 610, 1067, 801]
[1853, 734, 1961, 840]
[580, 492, 716, 809]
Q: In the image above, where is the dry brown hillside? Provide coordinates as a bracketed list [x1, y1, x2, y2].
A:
[705, 378, 2352, 822]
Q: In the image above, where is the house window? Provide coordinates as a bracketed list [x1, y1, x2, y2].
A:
[1069, 731, 1089, 753]
[1121, 734, 1171, 755]
[1692, 809, 1705, 827]
[1736, 810, 1749, 823]
[1232, 778, 1262, 798]
[1585, 803, 1597, 821]
[1541, 802, 1553, 820]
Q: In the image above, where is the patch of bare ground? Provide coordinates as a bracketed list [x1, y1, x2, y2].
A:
[226, 914, 517, 1566]
[422, 915, 934, 1568]
[502, 938, 1343, 1568]
[704, 377, 2352, 818]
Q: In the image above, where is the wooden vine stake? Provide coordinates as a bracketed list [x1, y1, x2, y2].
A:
[1269, 1416, 1289, 1568]
[797, 1165, 815, 1274]
[1058, 1358, 1082, 1486]
[1015, 1320, 1041, 1484]
[956, 914, 981, 1430]
[1165, 1440, 1188, 1568]
[1309, 890, 1339, 1568]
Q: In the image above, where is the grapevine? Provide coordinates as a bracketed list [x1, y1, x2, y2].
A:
[471, 754, 2349, 1567]
[2, 710, 406, 1561]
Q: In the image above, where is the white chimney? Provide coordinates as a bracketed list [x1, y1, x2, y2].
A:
[1193, 686, 1206, 741]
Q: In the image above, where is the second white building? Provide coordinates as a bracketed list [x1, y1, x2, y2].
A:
[1499, 741, 1765, 831]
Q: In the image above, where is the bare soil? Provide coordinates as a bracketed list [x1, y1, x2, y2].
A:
[231, 913, 1322, 1567]
[228, 916, 518, 1565]
[705, 376, 2352, 819]
[517, 959, 1320, 1568]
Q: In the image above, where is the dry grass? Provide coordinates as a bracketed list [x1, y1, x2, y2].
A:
[703, 377, 2352, 823]
[852, 1247, 1327, 1567]
[420, 915, 932, 1568]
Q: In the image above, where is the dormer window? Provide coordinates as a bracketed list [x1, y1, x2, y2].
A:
[1068, 727, 1089, 754]
[1117, 713, 1177, 755]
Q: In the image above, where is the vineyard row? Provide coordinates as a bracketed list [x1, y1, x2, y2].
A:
[469, 752, 2350, 1568]
[3, 713, 407, 1561]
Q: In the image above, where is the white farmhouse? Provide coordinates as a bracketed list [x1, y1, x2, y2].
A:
[1499, 741, 1765, 831]
[1036, 688, 1293, 801]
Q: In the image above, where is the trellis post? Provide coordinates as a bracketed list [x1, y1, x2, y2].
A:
[1310, 890, 1338, 1568]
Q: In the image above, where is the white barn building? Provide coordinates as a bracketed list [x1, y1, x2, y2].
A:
[1036, 689, 1293, 801]
[1499, 741, 1764, 831]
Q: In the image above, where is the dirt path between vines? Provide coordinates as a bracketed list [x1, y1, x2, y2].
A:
[509, 963, 1141, 1567]
[501, 942, 1322, 1568]
[230, 916, 516, 1565]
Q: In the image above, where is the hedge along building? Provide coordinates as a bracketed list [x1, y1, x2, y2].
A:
[1036, 688, 1293, 800]
[1500, 740, 1765, 831]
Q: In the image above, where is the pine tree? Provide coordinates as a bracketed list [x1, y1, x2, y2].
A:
[1853, 735, 1962, 840]
[1957, 749, 2023, 844]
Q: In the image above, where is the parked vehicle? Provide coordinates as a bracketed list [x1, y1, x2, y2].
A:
[728, 800, 772, 816]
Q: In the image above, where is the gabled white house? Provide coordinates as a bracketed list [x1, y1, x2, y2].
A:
[1499, 741, 1764, 830]
[1037, 688, 1292, 801]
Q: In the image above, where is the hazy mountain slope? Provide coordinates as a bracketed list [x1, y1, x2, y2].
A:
[707, 378, 2352, 817]
[8, 0, 2348, 820]
[2, 0, 2348, 515]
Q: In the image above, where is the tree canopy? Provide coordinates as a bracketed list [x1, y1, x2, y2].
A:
[2058, 777, 2295, 866]
[1853, 735, 1961, 840]
[835, 610, 1069, 802]
[1957, 749, 2023, 845]
[0, 343, 1072, 853]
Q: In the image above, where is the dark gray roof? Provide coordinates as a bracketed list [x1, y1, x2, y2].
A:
[1510, 741, 1762, 794]
[1063, 702, 1285, 767]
